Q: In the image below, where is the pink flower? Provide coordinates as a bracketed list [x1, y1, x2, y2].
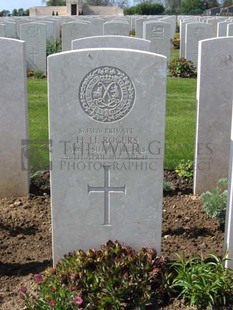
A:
[73, 297, 83, 305]
[49, 300, 56, 307]
[50, 287, 56, 293]
[19, 286, 27, 293]
[19, 286, 27, 300]
[34, 274, 43, 284]
[34, 273, 42, 279]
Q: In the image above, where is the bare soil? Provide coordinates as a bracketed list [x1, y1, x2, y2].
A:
[0, 171, 227, 309]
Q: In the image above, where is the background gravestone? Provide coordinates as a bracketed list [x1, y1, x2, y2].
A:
[0, 38, 29, 198]
[160, 15, 176, 39]
[185, 22, 212, 66]
[179, 19, 195, 58]
[62, 21, 92, 51]
[72, 35, 151, 51]
[89, 18, 105, 36]
[217, 21, 231, 37]
[0, 24, 6, 37]
[40, 20, 57, 42]
[207, 18, 225, 37]
[227, 23, 233, 36]
[48, 48, 166, 264]
[20, 22, 47, 73]
[4, 22, 17, 38]
[135, 17, 148, 38]
[143, 21, 170, 61]
[16, 18, 30, 38]
[194, 37, 233, 194]
[103, 21, 129, 36]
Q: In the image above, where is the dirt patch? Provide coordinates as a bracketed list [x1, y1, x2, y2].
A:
[0, 171, 227, 309]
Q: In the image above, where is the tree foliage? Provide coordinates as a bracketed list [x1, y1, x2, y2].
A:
[164, 0, 219, 14]
[180, 0, 206, 14]
[205, 0, 220, 8]
[85, 0, 113, 6]
[223, 0, 233, 6]
[0, 10, 10, 16]
[164, 0, 182, 13]
[85, 0, 129, 7]
[41, 0, 66, 5]
[124, 2, 165, 15]
[12, 8, 29, 16]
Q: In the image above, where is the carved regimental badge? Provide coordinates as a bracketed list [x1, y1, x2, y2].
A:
[27, 26, 40, 38]
[79, 66, 135, 123]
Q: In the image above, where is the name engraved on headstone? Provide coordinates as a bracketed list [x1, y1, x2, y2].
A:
[59, 126, 150, 163]
[152, 26, 164, 38]
[88, 164, 126, 226]
[79, 66, 135, 123]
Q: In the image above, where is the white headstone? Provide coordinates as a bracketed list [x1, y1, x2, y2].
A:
[135, 17, 148, 38]
[143, 21, 171, 61]
[48, 48, 166, 264]
[72, 35, 151, 51]
[103, 21, 129, 36]
[4, 22, 17, 38]
[160, 16, 176, 39]
[130, 16, 139, 32]
[20, 22, 47, 73]
[194, 37, 233, 194]
[41, 20, 57, 42]
[0, 24, 6, 37]
[89, 19, 105, 36]
[62, 21, 92, 51]
[0, 38, 29, 198]
[16, 18, 30, 37]
[217, 21, 232, 37]
[227, 23, 233, 36]
[185, 22, 212, 66]
[224, 106, 233, 269]
[180, 19, 195, 58]
[207, 18, 225, 37]
[45, 17, 61, 40]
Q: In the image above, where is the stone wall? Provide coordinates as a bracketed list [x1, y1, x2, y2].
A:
[79, 5, 123, 16]
[29, 5, 123, 16]
[29, 6, 67, 16]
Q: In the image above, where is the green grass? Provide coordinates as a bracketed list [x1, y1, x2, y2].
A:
[27, 79, 49, 171]
[27, 67, 197, 172]
[170, 48, 179, 61]
[165, 77, 196, 169]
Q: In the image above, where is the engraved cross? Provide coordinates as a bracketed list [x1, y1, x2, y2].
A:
[88, 164, 126, 226]
[29, 48, 39, 63]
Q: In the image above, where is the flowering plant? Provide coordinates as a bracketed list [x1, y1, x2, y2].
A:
[20, 240, 169, 309]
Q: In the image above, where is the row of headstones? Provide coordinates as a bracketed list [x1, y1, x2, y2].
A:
[0, 15, 176, 71]
[0, 15, 176, 38]
[180, 15, 233, 66]
[2, 34, 233, 267]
